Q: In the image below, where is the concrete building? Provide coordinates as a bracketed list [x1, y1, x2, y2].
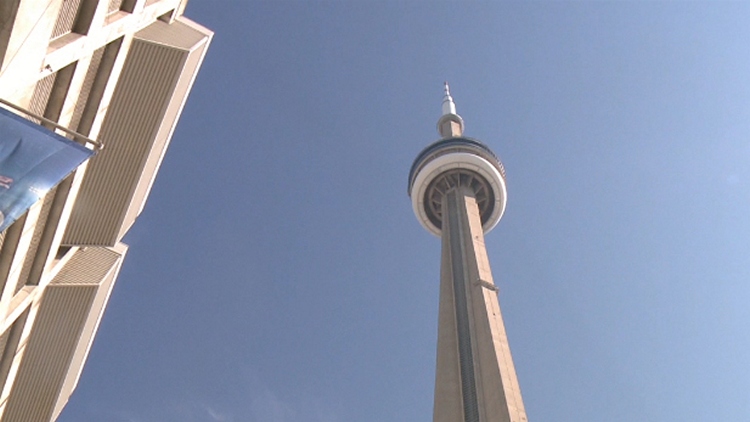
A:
[0, 1, 211, 420]
[408, 85, 527, 422]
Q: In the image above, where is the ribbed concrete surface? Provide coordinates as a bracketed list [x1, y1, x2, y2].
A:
[15, 187, 58, 292]
[50, 0, 81, 40]
[29, 72, 56, 117]
[63, 19, 211, 246]
[0, 3, 211, 421]
[107, 0, 121, 14]
[137, 19, 208, 51]
[1, 247, 123, 422]
[69, 45, 105, 132]
[50, 245, 127, 420]
[0, 308, 29, 402]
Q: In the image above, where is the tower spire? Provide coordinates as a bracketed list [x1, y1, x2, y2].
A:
[442, 82, 457, 115]
[437, 82, 465, 138]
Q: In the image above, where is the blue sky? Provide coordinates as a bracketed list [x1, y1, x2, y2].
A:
[58, 2, 750, 421]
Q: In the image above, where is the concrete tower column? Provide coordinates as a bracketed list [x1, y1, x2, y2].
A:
[409, 85, 527, 422]
[435, 186, 526, 422]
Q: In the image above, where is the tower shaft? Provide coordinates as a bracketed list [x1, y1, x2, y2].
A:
[434, 187, 527, 422]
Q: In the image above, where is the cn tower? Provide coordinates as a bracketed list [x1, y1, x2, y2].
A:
[408, 84, 528, 422]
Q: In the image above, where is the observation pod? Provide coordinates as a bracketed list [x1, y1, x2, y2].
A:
[408, 137, 507, 237]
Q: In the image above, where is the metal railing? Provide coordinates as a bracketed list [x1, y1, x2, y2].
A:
[0, 98, 103, 150]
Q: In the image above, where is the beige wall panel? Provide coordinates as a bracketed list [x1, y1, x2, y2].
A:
[1, 247, 122, 422]
[120, 21, 210, 238]
[63, 19, 211, 246]
[50, 244, 126, 420]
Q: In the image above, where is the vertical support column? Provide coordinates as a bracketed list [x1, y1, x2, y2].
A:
[434, 186, 527, 422]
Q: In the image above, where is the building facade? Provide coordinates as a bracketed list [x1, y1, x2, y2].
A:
[409, 85, 527, 422]
[0, 1, 211, 420]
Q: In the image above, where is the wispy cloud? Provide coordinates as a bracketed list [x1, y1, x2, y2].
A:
[205, 404, 232, 422]
[230, 365, 341, 422]
[85, 366, 339, 422]
[249, 389, 297, 422]
[163, 400, 235, 422]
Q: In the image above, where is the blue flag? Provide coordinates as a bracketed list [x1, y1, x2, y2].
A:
[0, 107, 94, 232]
